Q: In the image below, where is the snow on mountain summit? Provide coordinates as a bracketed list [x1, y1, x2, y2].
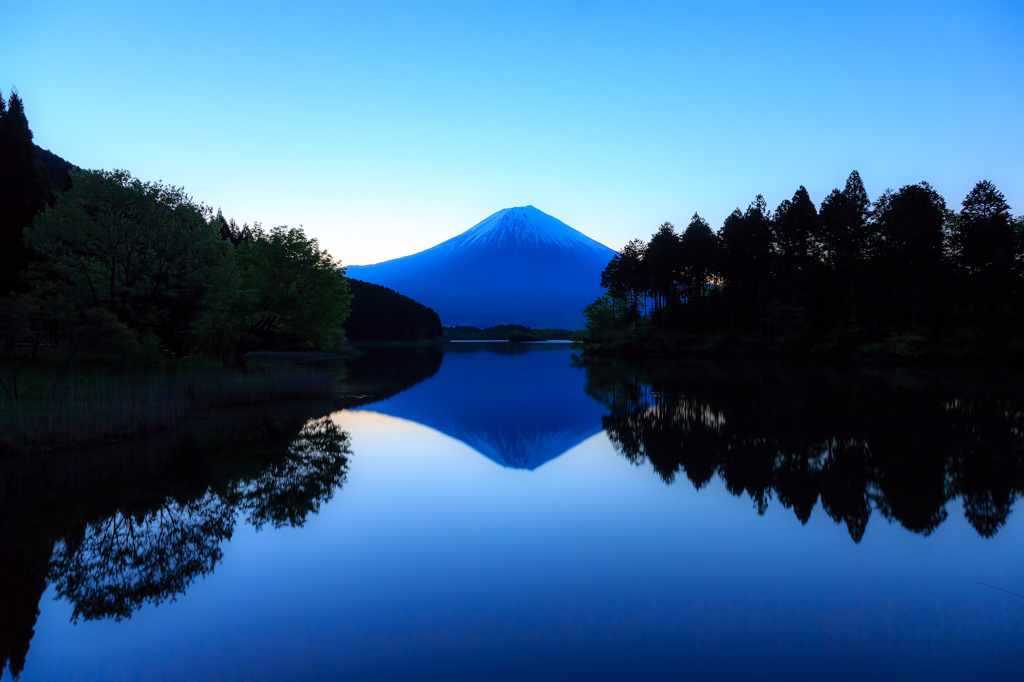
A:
[444, 205, 610, 254]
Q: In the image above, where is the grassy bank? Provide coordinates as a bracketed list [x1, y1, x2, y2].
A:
[0, 358, 338, 455]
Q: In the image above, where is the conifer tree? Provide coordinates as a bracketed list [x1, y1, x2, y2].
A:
[0, 89, 52, 295]
[952, 180, 1016, 318]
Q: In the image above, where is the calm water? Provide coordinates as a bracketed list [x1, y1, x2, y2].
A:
[2, 344, 1023, 680]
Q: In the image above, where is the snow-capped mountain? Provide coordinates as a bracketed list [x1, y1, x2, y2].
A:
[346, 206, 616, 330]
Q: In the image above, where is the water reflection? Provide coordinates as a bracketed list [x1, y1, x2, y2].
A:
[358, 342, 604, 469]
[0, 405, 351, 678]
[580, 356, 1024, 541]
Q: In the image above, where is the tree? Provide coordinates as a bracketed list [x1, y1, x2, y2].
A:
[872, 182, 948, 331]
[236, 225, 352, 351]
[772, 186, 816, 269]
[24, 169, 234, 354]
[817, 171, 873, 326]
[0, 89, 53, 295]
[581, 294, 619, 338]
[817, 170, 870, 268]
[951, 180, 1016, 318]
[678, 213, 719, 310]
[718, 197, 774, 330]
[644, 222, 679, 325]
[601, 239, 647, 330]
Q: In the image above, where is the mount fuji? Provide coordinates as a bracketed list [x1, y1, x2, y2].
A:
[346, 206, 616, 330]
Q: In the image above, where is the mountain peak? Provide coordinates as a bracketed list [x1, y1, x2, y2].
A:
[447, 205, 609, 253]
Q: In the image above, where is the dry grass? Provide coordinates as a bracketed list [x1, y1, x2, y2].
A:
[0, 365, 336, 454]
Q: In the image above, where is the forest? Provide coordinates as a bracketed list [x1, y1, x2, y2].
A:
[0, 89, 351, 366]
[0, 89, 362, 453]
[583, 172, 1024, 358]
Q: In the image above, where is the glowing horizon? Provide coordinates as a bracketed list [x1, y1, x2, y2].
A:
[4, 1, 1021, 266]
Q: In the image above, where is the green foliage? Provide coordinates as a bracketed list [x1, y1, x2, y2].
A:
[25, 169, 234, 354]
[582, 294, 619, 337]
[600, 239, 647, 328]
[236, 225, 352, 351]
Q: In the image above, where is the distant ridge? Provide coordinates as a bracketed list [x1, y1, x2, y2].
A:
[347, 206, 615, 329]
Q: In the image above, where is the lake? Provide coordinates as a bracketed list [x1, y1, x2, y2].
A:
[2, 343, 1022, 680]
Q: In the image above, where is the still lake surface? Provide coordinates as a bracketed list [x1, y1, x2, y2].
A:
[2, 342, 1022, 680]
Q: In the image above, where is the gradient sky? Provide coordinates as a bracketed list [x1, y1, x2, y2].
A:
[3, 0, 1022, 266]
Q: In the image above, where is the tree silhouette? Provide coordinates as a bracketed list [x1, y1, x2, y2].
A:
[951, 180, 1016, 320]
[235, 417, 351, 530]
[600, 239, 648, 329]
[49, 492, 236, 622]
[719, 197, 773, 332]
[0, 89, 52, 295]
[678, 213, 719, 324]
[644, 222, 679, 326]
[872, 182, 948, 333]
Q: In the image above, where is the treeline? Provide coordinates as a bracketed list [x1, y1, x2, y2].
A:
[585, 171, 1024, 356]
[0, 89, 350, 367]
[444, 324, 574, 341]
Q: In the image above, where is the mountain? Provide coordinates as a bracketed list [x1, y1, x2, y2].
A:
[346, 206, 616, 330]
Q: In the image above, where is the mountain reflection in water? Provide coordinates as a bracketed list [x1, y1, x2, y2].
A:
[357, 342, 604, 469]
[580, 356, 1024, 542]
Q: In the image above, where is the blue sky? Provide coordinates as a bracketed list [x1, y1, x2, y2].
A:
[4, 0, 1022, 266]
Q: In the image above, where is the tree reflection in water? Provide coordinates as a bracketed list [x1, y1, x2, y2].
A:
[580, 356, 1024, 541]
[1, 345, 455, 679]
[49, 492, 235, 623]
[46, 417, 351, 623]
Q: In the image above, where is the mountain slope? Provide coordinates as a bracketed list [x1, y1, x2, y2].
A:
[347, 206, 615, 330]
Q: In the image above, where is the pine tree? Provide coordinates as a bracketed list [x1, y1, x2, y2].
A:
[952, 180, 1016, 319]
[0, 89, 53, 295]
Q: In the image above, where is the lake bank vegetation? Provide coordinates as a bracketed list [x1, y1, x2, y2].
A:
[579, 172, 1024, 360]
[0, 89, 353, 453]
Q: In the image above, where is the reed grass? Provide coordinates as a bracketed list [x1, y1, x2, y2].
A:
[0, 364, 336, 455]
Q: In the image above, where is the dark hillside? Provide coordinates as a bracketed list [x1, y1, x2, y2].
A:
[35, 145, 79, 192]
[345, 278, 443, 341]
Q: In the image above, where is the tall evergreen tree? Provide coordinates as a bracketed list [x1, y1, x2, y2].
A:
[719, 197, 773, 330]
[601, 239, 647, 329]
[872, 182, 948, 332]
[644, 222, 679, 324]
[772, 186, 817, 269]
[678, 213, 718, 303]
[952, 180, 1016, 319]
[0, 89, 53, 295]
